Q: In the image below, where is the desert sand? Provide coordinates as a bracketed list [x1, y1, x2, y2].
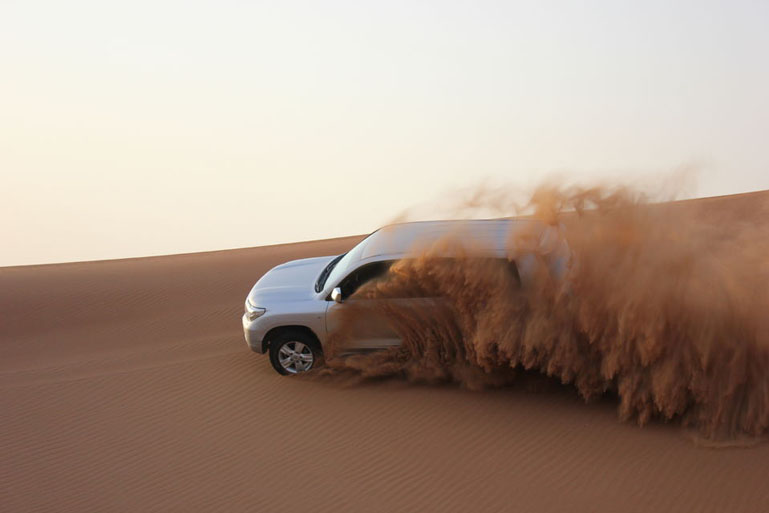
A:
[2, 194, 769, 513]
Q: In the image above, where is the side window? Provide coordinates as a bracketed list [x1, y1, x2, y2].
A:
[429, 257, 521, 293]
[334, 257, 519, 300]
[338, 261, 394, 298]
[427, 257, 521, 289]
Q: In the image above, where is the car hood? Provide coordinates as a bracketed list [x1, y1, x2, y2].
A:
[248, 255, 336, 304]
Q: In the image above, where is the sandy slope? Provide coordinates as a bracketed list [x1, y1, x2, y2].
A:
[2, 199, 769, 513]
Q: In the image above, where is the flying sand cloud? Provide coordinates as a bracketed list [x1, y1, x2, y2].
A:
[316, 181, 769, 440]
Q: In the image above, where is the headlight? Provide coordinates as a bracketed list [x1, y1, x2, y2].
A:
[245, 298, 266, 320]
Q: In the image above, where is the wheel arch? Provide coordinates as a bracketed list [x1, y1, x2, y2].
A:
[261, 325, 322, 354]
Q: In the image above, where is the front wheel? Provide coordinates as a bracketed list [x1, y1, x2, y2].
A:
[269, 330, 322, 375]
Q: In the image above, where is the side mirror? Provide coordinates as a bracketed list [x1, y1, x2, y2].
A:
[331, 287, 343, 304]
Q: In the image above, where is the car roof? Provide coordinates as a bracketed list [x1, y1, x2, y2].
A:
[358, 218, 542, 261]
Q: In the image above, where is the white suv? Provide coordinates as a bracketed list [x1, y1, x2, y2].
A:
[242, 219, 570, 375]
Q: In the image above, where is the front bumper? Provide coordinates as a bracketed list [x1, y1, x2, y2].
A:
[242, 313, 267, 353]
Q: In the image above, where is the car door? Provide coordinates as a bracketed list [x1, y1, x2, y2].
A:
[325, 260, 403, 352]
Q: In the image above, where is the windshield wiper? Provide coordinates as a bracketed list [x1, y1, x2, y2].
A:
[315, 253, 345, 293]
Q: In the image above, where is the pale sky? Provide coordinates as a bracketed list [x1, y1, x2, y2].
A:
[1, 0, 768, 266]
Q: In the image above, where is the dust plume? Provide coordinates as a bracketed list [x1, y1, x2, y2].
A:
[316, 183, 769, 439]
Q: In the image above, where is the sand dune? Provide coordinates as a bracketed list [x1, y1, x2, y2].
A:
[2, 196, 769, 513]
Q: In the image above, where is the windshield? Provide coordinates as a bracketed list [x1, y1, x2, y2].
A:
[314, 253, 345, 293]
[316, 231, 377, 293]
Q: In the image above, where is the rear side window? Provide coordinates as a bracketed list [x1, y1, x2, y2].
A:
[430, 257, 521, 288]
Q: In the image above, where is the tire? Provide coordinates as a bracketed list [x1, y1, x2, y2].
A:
[268, 329, 323, 375]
